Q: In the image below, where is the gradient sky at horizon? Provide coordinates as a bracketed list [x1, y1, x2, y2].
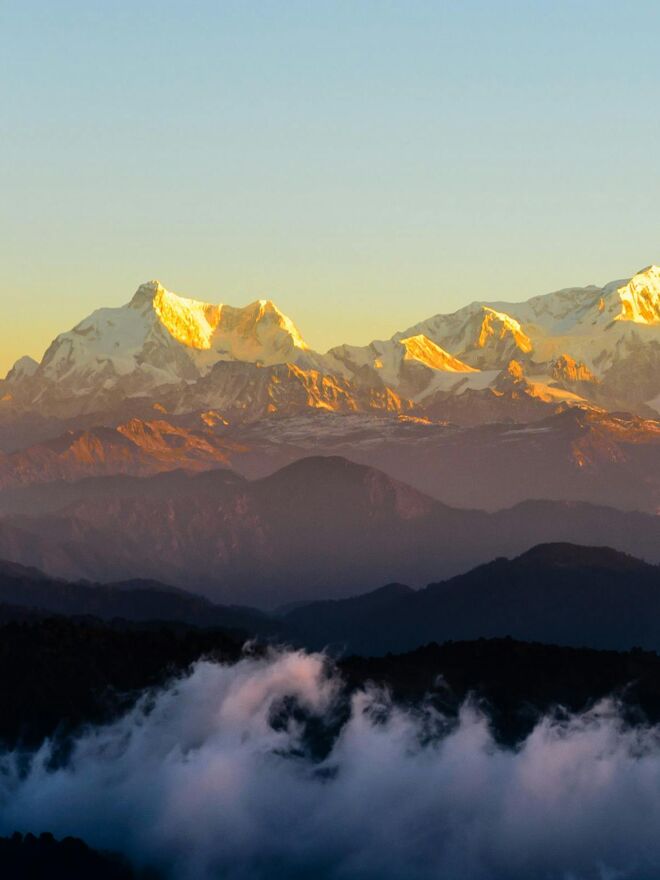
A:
[2, 1, 660, 375]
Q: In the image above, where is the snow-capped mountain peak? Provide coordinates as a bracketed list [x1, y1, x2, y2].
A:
[129, 281, 310, 358]
[613, 265, 660, 325]
[9, 282, 314, 414]
[199, 297, 310, 364]
[4, 355, 39, 383]
[131, 281, 221, 350]
[476, 307, 533, 353]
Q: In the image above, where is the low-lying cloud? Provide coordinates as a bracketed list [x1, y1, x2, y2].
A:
[2, 649, 660, 879]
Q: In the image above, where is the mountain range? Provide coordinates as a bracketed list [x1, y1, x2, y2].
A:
[0, 265, 658, 609]
[0, 407, 657, 514]
[3, 265, 659, 427]
[1, 456, 657, 606]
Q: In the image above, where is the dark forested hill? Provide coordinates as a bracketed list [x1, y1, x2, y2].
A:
[3, 612, 660, 753]
[285, 543, 660, 654]
[0, 558, 275, 634]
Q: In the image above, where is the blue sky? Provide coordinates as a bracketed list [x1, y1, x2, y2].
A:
[2, 1, 660, 373]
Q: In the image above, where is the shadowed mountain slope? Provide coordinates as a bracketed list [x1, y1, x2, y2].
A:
[2, 543, 660, 657]
[0, 559, 273, 635]
[0, 455, 658, 608]
[285, 543, 660, 654]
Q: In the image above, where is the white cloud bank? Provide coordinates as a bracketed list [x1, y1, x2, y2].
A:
[1, 649, 660, 879]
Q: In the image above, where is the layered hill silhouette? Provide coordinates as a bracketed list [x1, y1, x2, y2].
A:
[217, 407, 660, 513]
[1, 458, 658, 606]
[0, 559, 273, 635]
[286, 543, 660, 654]
[0, 407, 658, 515]
[1, 544, 660, 656]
